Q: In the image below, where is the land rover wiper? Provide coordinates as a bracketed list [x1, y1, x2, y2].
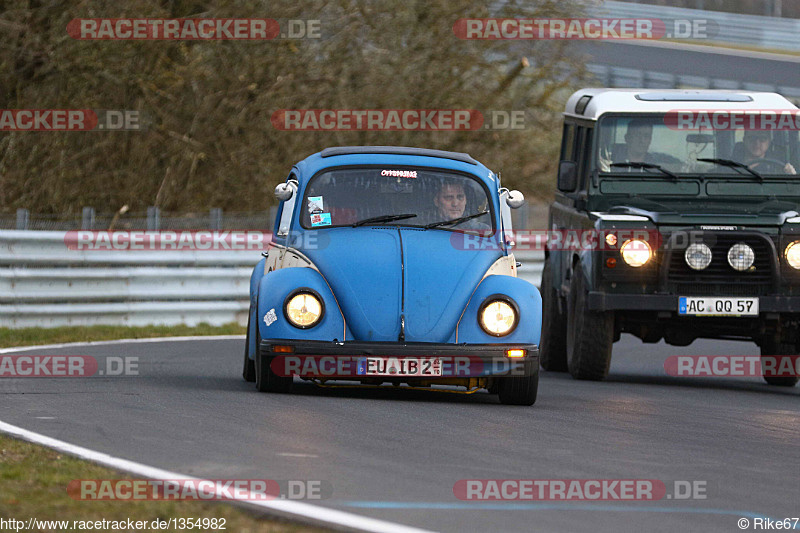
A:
[610, 162, 679, 181]
[696, 158, 764, 182]
[424, 210, 489, 229]
[352, 213, 418, 227]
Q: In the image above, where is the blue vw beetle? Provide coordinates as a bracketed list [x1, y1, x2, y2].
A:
[243, 146, 542, 405]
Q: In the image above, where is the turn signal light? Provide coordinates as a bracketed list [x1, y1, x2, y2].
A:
[506, 349, 525, 358]
[272, 345, 295, 353]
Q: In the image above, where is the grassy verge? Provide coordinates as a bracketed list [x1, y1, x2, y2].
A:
[0, 434, 325, 532]
[0, 323, 246, 349]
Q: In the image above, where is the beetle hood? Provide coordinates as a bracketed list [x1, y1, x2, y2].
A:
[300, 227, 502, 342]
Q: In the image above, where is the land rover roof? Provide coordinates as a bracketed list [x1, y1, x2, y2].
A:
[564, 89, 798, 120]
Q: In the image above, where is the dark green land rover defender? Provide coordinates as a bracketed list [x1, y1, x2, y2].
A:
[541, 89, 800, 387]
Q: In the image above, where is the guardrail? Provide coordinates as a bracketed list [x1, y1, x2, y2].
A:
[0, 230, 544, 328]
[596, 1, 800, 51]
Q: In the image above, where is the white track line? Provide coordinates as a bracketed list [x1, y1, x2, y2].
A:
[0, 335, 245, 354]
[0, 337, 435, 533]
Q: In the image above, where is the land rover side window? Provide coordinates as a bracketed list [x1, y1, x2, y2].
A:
[300, 167, 494, 233]
[597, 115, 800, 176]
[576, 126, 593, 190]
[561, 123, 576, 161]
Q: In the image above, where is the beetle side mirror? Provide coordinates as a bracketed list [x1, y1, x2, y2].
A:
[274, 182, 295, 201]
[505, 190, 525, 209]
[557, 160, 578, 192]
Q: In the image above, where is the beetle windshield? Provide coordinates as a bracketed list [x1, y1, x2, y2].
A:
[596, 115, 800, 177]
[300, 167, 494, 232]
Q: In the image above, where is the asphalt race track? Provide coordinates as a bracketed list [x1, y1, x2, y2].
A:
[1, 336, 798, 533]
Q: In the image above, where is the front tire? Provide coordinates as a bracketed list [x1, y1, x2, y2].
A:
[255, 328, 293, 393]
[539, 256, 568, 372]
[497, 366, 539, 406]
[242, 313, 255, 382]
[566, 263, 614, 381]
[760, 336, 799, 387]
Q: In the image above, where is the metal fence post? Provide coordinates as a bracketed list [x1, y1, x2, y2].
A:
[15, 209, 29, 230]
[81, 207, 95, 230]
[210, 208, 223, 231]
[147, 206, 161, 230]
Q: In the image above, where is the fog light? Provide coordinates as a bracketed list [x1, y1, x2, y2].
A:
[685, 243, 712, 270]
[727, 243, 754, 272]
[506, 349, 525, 358]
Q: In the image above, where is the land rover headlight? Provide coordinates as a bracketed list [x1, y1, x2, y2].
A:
[727, 243, 755, 272]
[785, 241, 800, 270]
[284, 290, 324, 328]
[685, 243, 713, 271]
[478, 297, 518, 337]
[620, 239, 652, 267]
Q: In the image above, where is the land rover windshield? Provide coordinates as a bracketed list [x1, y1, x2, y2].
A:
[300, 167, 494, 232]
[596, 115, 800, 177]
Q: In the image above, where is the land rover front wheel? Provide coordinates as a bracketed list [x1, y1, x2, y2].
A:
[539, 256, 568, 372]
[760, 336, 799, 387]
[566, 263, 614, 381]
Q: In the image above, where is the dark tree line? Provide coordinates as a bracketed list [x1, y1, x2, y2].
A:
[0, 0, 589, 214]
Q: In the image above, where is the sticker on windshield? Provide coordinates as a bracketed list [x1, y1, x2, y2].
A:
[310, 213, 332, 227]
[380, 169, 417, 178]
[307, 196, 324, 214]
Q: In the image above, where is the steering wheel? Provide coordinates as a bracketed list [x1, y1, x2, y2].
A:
[747, 158, 787, 173]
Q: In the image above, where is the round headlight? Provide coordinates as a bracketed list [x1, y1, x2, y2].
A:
[785, 241, 800, 270]
[727, 243, 754, 272]
[478, 297, 518, 337]
[284, 290, 324, 328]
[685, 243, 712, 271]
[620, 239, 652, 267]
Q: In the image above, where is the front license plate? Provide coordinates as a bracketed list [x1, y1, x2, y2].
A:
[678, 297, 759, 317]
[357, 357, 443, 377]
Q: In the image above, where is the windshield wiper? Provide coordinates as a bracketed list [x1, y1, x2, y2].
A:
[610, 162, 679, 181]
[424, 210, 489, 229]
[696, 158, 764, 182]
[352, 213, 417, 227]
